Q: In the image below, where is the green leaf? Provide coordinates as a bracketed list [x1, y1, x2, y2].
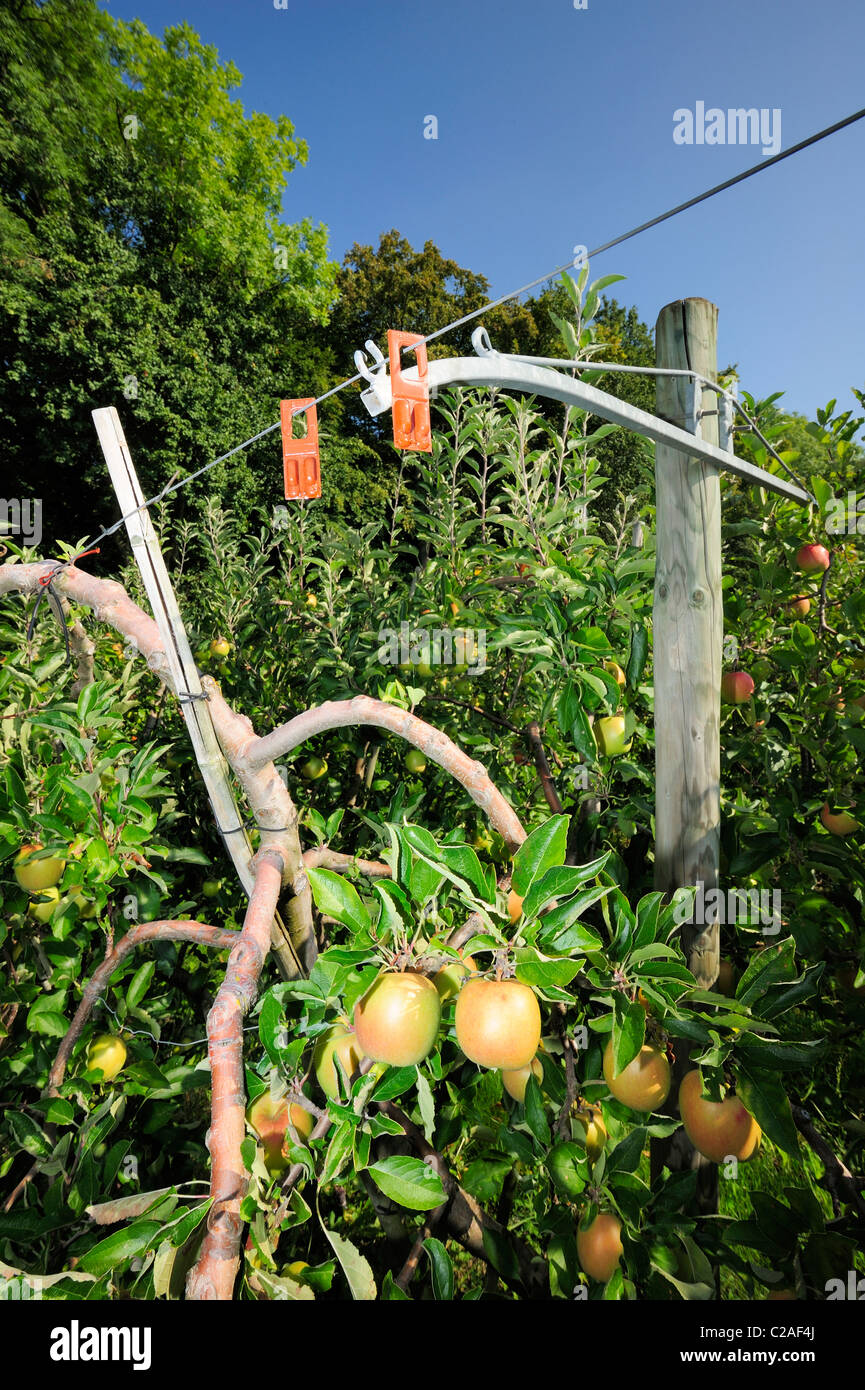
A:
[511, 815, 570, 896]
[423, 1237, 454, 1300]
[318, 1223, 377, 1301]
[537, 886, 608, 952]
[306, 869, 371, 935]
[514, 950, 582, 991]
[627, 624, 649, 689]
[521, 856, 610, 921]
[523, 1074, 550, 1147]
[416, 1070, 435, 1144]
[126, 960, 155, 1010]
[606, 1127, 646, 1174]
[735, 1065, 799, 1157]
[7, 1110, 52, 1157]
[367, 1156, 446, 1211]
[611, 995, 646, 1074]
[78, 1220, 163, 1276]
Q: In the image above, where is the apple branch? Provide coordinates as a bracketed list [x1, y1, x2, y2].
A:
[525, 721, 564, 815]
[243, 695, 527, 855]
[301, 848, 392, 878]
[186, 850, 285, 1302]
[378, 1101, 548, 1298]
[792, 1105, 865, 1218]
[47, 920, 238, 1095]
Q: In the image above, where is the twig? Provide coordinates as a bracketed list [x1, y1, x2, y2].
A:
[525, 721, 564, 815]
[792, 1105, 865, 1218]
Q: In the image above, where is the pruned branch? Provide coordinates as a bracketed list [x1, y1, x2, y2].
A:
[242, 695, 527, 855]
[186, 850, 285, 1301]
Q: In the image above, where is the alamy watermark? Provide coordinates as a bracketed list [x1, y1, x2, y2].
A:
[378, 622, 488, 676]
[673, 879, 782, 936]
[825, 492, 865, 533]
[673, 102, 782, 157]
[0, 498, 42, 548]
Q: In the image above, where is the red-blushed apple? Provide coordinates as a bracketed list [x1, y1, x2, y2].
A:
[820, 803, 859, 836]
[678, 1069, 761, 1162]
[796, 543, 830, 574]
[721, 671, 755, 704]
[246, 1091, 314, 1175]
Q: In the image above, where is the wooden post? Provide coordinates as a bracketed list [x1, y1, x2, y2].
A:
[653, 299, 721, 990]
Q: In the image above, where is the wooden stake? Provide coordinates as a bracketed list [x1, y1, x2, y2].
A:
[92, 407, 303, 980]
[652, 300, 721, 990]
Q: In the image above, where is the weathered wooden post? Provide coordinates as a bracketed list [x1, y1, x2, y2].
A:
[652, 299, 722, 1203]
[653, 297, 722, 989]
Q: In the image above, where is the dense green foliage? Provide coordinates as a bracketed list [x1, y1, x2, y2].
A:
[1, 0, 864, 1305]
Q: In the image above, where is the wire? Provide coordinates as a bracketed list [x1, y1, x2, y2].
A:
[73, 103, 864, 556]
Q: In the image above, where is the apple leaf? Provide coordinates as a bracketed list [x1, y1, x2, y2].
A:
[77, 1220, 162, 1277]
[367, 1156, 446, 1211]
[423, 1237, 454, 1300]
[306, 868, 371, 935]
[511, 815, 570, 896]
[611, 995, 646, 1075]
[735, 1064, 799, 1156]
[317, 1220, 377, 1302]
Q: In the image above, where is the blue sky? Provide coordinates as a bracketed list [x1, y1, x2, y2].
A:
[103, 0, 865, 424]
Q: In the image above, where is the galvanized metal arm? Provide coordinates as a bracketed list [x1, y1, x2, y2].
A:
[355, 331, 811, 504]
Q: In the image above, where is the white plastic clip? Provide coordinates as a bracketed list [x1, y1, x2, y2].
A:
[471, 326, 497, 357]
[354, 339, 392, 417]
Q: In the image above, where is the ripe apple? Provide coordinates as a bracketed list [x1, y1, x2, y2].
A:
[603, 660, 627, 688]
[300, 755, 328, 781]
[577, 1211, 623, 1283]
[354, 971, 441, 1067]
[454, 978, 541, 1071]
[312, 1025, 365, 1099]
[507, 889, 524, 924]
[86, 1033, 128, 1082]
[14, 843, 66, 893]
[210, 637, 231, 659]
[247, 1091, 314, 1175]
[28, 886, 61, 922]
[404, 749, 427, 775]
[788, 596, 811, 617]
[434, 952, 477, 1001]
[594, 716, 632, 758]
[720, 671, 755, 704]
[603, 1039, 671, 1112]
[574, 1102, 607, 1162]
[820, 803, 859, 836]
[796, 543, 830, 574]
[501, 1055, 543, 1102]
[678, 1070, 761, 1162]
